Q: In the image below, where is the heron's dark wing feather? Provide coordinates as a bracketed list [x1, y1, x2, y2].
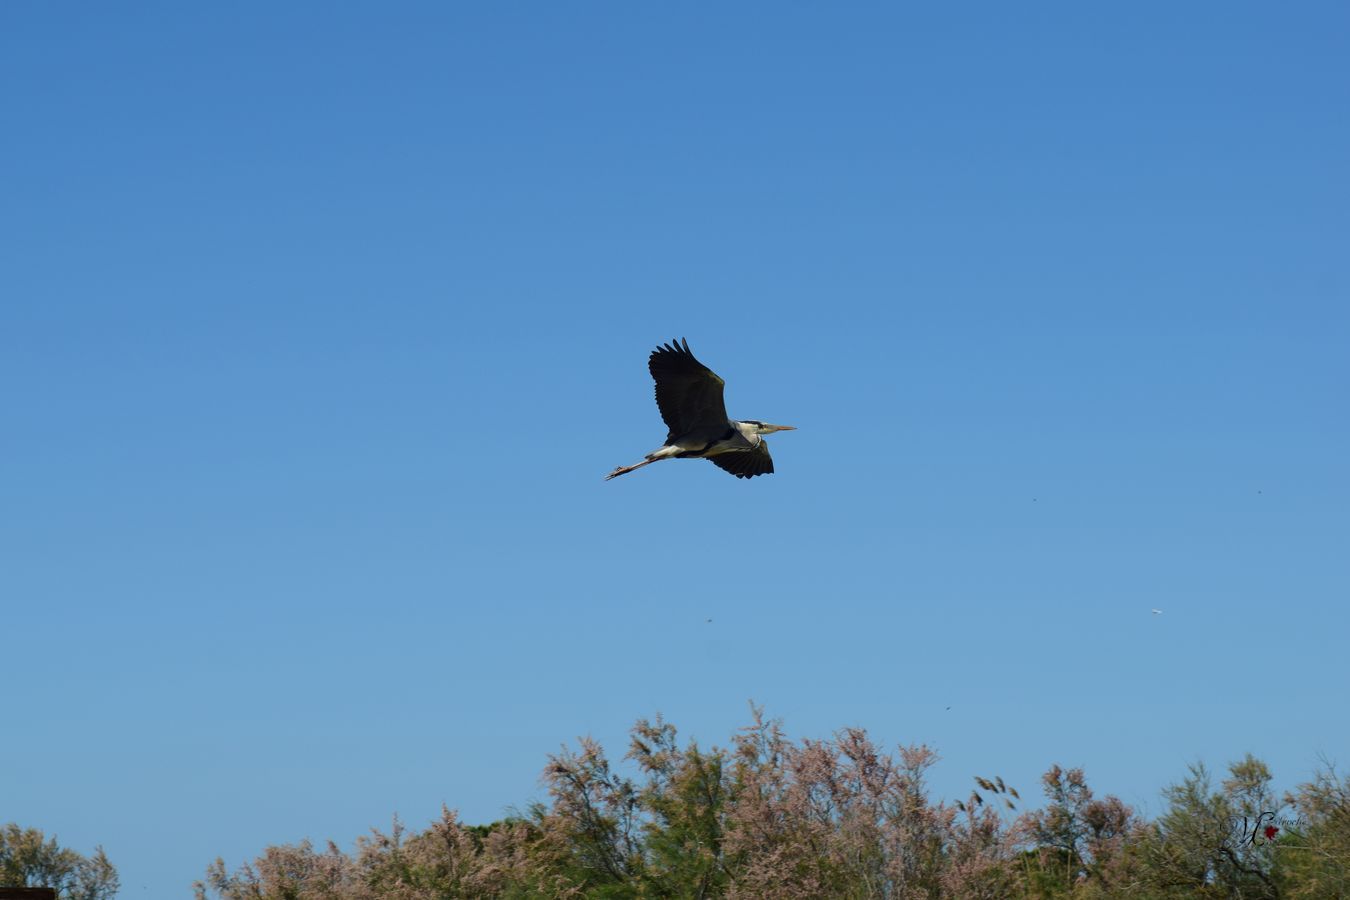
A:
[648, 338, 729, 438]
[708, 441, 774, 479]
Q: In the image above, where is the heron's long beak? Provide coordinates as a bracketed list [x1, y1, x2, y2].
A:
[764, 424, 796, 433]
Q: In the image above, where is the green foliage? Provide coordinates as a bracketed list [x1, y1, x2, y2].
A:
[0, 823, 119, 900]
[1140, 758, 1287, 898]
[1274, 762, 1350, 898]
[629, 717, 728, 898]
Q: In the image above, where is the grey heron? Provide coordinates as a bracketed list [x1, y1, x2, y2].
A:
[606, 338, 795, 481]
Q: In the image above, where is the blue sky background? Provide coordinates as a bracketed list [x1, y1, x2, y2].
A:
[3, 2, 1347, 895]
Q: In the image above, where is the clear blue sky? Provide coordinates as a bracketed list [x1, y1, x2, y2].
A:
[3, 3, 1347, 896]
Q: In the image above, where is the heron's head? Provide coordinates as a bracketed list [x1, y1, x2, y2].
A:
[742, 420, 797, 435]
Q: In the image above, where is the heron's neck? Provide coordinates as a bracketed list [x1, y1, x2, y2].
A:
[733, 421, 763, 442]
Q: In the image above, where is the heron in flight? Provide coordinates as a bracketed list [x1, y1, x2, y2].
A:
[606, 338, 795, 481]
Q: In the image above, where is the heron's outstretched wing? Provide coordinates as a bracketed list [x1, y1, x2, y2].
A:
[708, 442, 774, 479]
[648, 338, 729, 439]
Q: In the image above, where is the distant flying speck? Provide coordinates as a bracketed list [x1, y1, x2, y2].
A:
[605, 338, 796, 480]
[1151, 608, 1163, 615]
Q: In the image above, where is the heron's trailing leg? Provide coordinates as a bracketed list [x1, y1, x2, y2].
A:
[605, 458, 659, 480]
[606, 446, 680, 480]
